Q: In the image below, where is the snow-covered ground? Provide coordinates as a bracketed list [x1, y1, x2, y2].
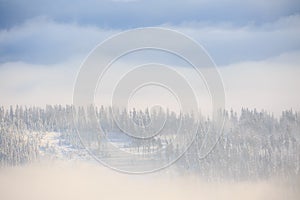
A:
[36, 131, 173, 173]
[38, 131, 91, 162]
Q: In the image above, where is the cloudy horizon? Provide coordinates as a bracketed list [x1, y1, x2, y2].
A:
[0, 0, 300, 116]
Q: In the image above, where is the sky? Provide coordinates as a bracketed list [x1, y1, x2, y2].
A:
[0, 0, 300, 116]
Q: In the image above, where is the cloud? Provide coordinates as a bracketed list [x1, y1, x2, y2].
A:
[0, 17, 119, 64]
[1, 15, 300, 65]
[168, 14, 300, 65]
[1, 0, 299, 29]
[0, 14, 299, 114]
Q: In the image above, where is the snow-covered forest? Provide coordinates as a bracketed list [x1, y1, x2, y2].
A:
[0, 105, 299, 181]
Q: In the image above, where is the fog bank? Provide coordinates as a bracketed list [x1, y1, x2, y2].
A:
[0, 162, 299, 200]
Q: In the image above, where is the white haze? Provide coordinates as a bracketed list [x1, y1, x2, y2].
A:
[0, 51, 300, 116]
[0, 161, 299, 200]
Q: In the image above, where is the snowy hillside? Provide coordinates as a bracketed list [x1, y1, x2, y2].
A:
[1, 105, 300, 181]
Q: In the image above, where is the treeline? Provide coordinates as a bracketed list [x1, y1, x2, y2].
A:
[0, 105, 299, 181]
[181, 108, 300, 181]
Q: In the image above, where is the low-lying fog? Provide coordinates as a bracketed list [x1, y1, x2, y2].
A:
[0, 161, 299, 200]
